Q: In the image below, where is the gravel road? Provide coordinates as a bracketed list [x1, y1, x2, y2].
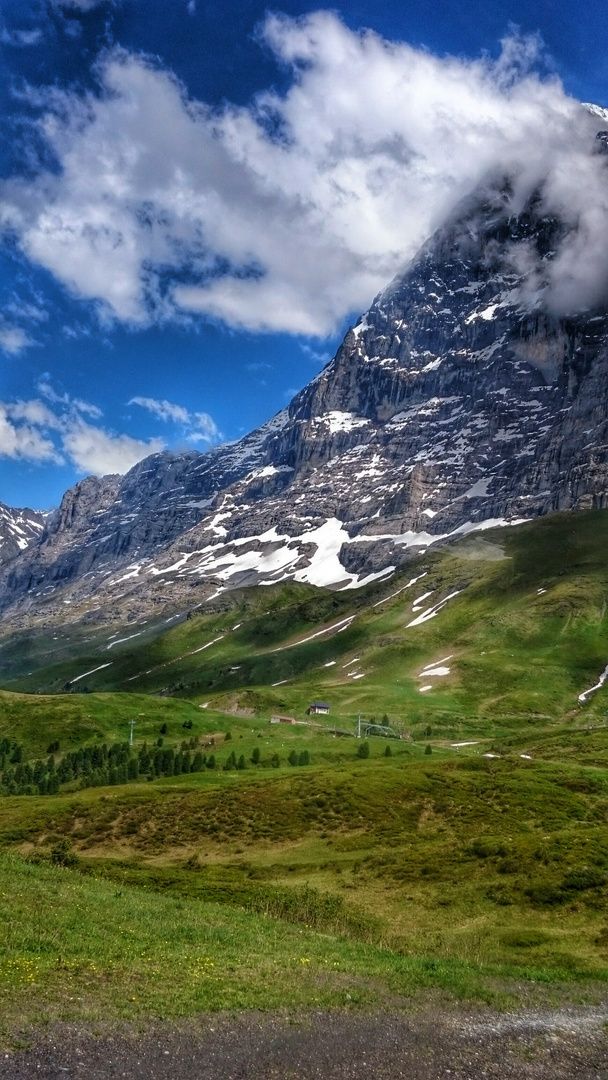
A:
[1, 1006, 607, 1079]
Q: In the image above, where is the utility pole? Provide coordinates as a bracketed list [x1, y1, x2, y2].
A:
[357, 713, 363, 739]
[128, 719, 136, 747]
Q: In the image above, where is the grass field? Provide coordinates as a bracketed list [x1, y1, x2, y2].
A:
[2, 510, 608, 1031]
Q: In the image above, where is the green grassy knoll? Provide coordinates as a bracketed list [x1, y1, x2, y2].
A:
[0, 690, 203, 758]
[1, 741, 608, 1002]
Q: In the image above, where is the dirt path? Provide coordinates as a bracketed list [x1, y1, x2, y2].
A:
[2, 1005, 607, 1079]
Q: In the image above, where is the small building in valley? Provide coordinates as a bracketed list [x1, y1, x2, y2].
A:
[270, 714, 297, 724]
[307, 701, 330, 715]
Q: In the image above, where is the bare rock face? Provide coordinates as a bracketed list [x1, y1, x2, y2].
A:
[3, 171, 608, 628]
[0, 503, 46, 566]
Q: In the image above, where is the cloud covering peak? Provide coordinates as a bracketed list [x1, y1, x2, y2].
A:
[1, 11, 607, 336]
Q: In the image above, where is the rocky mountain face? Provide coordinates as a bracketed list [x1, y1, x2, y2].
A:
[0, 503, 46, 567]
[3, 172, 608, 629]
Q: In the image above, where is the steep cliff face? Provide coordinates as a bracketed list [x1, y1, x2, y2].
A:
[0, 503, 46, 566]
[3, 179, 608, 626]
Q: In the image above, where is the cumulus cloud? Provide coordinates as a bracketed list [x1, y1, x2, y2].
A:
[0, 325, 34, 355]
[129, 395, 221, 443]
[0, 386, 164, 474]
[61, 420, 164, 474]
[1, 12, 608, 336]
[0, 405, 61, 463]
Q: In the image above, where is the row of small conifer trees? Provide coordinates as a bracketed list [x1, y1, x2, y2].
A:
[0, 735, 311, 797]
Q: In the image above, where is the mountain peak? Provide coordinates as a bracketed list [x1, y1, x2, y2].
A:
[0, 502, 47, 566]
[2, 181, 608, 629]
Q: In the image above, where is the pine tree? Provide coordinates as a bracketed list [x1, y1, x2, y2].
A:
[298, 750, 309, 765]
[237, 754, 246, 770]
[384, 744, 392, 757]
[357, 741, 370, 759]
[288, 750, 298, 766]
[425, 744, 432, 755]
[271, 753, 280, 768]
[251, 747, 261, 765]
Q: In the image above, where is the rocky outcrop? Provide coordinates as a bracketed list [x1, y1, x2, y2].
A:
[3, 170, 608, 628]
[0, 502, 46, 566]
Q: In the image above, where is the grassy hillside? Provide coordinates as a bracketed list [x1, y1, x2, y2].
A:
[4, 510, 608, 728]
[1, 738, 608, 1031]
[1, 509, 608, 1031]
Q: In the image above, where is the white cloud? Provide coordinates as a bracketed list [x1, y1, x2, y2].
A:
[61, 419, 164, 474]
[0, 405, 62, 463]
[129, 395, 221, 443]
[0, 388, 163, 474]
[1, 13, 607, 336]
[300, 344, 331, 365]
[5, 300, 48, 323]
[0, 325, 34, 355]
[37, 378, 103, 418]
[6, 399, 61, 429]
[129, 396, 190, 424]
[188, 412, 221, 444]
[0, 27, 43, 47]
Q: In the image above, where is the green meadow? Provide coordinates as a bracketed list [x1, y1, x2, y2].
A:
[2, 509, 608, 1030]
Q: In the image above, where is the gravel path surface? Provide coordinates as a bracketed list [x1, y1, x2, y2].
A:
[1, 1006, 607, 1079]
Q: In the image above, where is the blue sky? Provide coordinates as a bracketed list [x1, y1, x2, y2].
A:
[0, 0, 607, 510]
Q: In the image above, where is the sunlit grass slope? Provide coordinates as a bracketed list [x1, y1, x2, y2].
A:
[4, 509, 608, 727]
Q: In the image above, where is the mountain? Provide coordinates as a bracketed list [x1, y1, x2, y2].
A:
[0, 502, 46, 567]
[3, 165, 608, 630]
